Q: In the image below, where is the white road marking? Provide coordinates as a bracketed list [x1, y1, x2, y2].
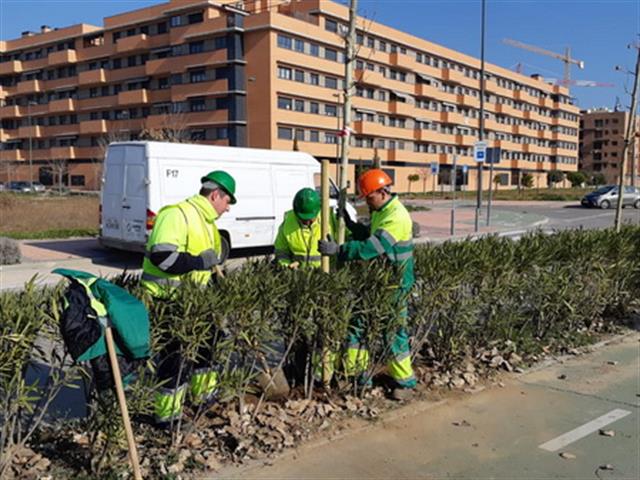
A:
[538, 409, 632, 452]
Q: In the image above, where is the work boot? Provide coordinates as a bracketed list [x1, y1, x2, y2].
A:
[256, 368, 290, 400]
[390, 387, 414, 402]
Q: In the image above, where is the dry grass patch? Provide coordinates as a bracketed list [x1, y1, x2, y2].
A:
[0, 193, 99, 236]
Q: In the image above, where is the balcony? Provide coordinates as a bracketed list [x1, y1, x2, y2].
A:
[513, 125, 535, 137]
[495, 140, 519, 151]
[171, 80, 227, 102]
[0, 150, 24, 161]
[455, 134, 476, 146]
[17, 79, 44, 94]
[414, 83, 457, 104]
[514, 89, 537, 104]
[538, 97, 554, 109]
[495, 103, 519, 117]
[117, 89, 149, 105]
[49, 98, 77, 112]
[0, 60, 22, 75]
[17, 125, 42, 138]
[523, 110, 545, 122]
[457, 94, 480, 108]
[0, 105, 21, 118]
[50, 146, 77, 159]
[48, 49, 77, 65]
[80, 119, 108, 134]
[441, 68, 469, 85]
[415, 129, 455, 144]
[484, 79, 512, 97]
[116, 34, 149, 53]
[523, 143, 548, 155]
[440, 111, 473, 126]
[353, 120, 390, 138]
[388, 100, 413, 117]
[389, 52, 414, 70]
[354, 68, 386, 87]
[554, 102, 580, 115]
[78, 68, 107, 84]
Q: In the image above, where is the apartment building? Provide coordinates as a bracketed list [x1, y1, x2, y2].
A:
[579, 108, 640, 185]
[0, 0, 580, 191]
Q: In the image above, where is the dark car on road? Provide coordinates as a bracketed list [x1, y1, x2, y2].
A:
[6, 181, 46, 193]
[581, 185, 640, 209]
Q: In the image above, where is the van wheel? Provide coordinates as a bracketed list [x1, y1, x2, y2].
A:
[219, 235, 230, 264]
[634, 199, 640, 209]
[600, 200, 611, 210]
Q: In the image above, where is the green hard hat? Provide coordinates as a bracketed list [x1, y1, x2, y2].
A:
[201, 170, 237, 204]
[293, 188, 321, 221]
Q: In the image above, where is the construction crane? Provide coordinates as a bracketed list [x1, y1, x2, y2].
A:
[543, 78, 615, 88]
[503, 38, 585, 83]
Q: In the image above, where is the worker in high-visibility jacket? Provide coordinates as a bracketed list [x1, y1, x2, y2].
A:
[141, 170, 236, 426]
[274, 188, 337, 269]
[318, 169, 416, 400]
[274, 187, 339, 383]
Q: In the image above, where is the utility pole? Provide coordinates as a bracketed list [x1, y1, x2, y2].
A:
[614, 42, 640, 232]
[337, 0, 358, 244]
[28, 101, 34, 186]
[474, 0, 486, 232]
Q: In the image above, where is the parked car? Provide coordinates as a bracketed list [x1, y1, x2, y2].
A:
[6, 181, 46, 193]
[29, 181, 46, 193]
[581, 185, 640, 209]
[7, 181, 33, 193]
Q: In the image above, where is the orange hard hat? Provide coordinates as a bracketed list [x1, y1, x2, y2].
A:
[357, 168, 392, 198]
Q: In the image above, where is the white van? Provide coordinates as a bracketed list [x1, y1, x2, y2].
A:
[100, 141, 355, 258]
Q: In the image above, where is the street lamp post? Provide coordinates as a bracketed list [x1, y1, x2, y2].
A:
[475, 0, 487, 232]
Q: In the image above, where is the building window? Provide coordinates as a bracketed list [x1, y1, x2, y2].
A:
[214, 36, 227, 50]
[294, 69, 304, 82]
[112, 58, 121, 69]
[277, 66, 292, 80]
[170, 15, 182, 27]
[71, 175, 85, 186]
[310, 102, 319, 114]
[89, 88, 98, 98]
[310, 43, 319, 57]
[188, 12, 203, 24]
[295, 128, 304, 141]
[189, 41, 204, 54]
[278, 97, 292, 110]
[278, 126, 293, 140]
[325, 18, 338, 33]
[189, 97, 206, 112]
[215, 97, 229, 109]
[190, 129, 206, 141]
[190, 69, 206, 83]
[294, 39, 304, 52]
[157, 22, 167, 34]
[324, 104, 337, 117]
[310, 130, 319, 142]
[277, 34, 292, 50]
[325, 133, 337, 144]
[158, 77, 169, 89]
[127, 56, 137, 67]
[325, 48, 337, 61]
[310, 73, 319, 86]
[325, 76, 337, 89]
[294, 99, 304, 112]
[216, 127, 228, 139]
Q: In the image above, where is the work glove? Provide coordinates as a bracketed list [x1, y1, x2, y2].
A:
[199, 249, 220, 269]
[318, 235, 340, 256]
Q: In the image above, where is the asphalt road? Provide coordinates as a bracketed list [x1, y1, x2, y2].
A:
[1, 202, 639, 291]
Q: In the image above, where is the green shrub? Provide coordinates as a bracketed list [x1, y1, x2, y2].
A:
[0, 237, 21, 265]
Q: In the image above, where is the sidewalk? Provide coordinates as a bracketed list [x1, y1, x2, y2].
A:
[408, 200, 549, 243]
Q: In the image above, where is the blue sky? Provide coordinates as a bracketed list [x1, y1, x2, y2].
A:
[1, 0, 638, 110]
